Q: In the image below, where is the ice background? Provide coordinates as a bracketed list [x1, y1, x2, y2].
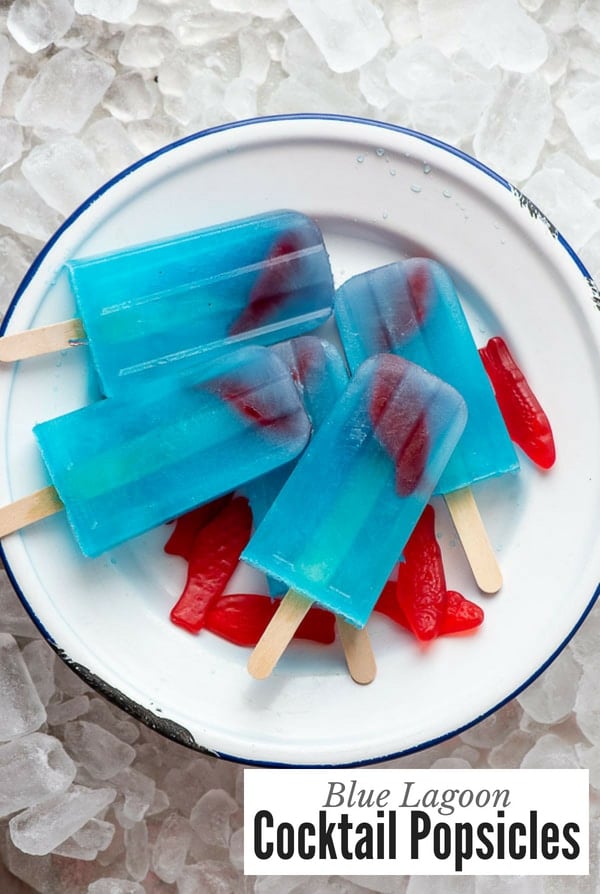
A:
[1, 0, 600, 890]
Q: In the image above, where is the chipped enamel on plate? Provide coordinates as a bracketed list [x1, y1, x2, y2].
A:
[1, 115, 599, 767]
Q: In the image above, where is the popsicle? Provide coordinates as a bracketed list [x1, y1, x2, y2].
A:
[242, 336, 349, 555]
[241, 337, 375, 684]
[0, 346, 311, 558]
[0, 210, 335, 397]
[243, 353, 468, 679]
[334, 259, 519, 593]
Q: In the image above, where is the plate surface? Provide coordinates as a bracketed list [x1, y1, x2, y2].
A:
[2, 115, 600, 767]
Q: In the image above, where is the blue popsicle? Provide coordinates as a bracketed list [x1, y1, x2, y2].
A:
[243, 354, 467, 636]
[334, 258, 519, 495]
[31, 346, 311, 558]
[241, 336, 349, 597]
[65, 210, 334, 396]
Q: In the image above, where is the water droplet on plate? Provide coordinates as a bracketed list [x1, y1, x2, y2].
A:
[356, 154, 365, 163]
[410, 184, 422, 193]
[423, 163, 432, 174]
[376, 148, 385, 157]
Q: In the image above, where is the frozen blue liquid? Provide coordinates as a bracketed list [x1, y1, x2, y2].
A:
[66, 210, 334, 397]
[241, 337, 349, 596]
[334, 259, 519, 494]
[33, 347, 310, 558]
[242, 354, 467, 628]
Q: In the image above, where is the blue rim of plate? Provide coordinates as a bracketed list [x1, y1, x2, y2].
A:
[1, 113, 599, 768]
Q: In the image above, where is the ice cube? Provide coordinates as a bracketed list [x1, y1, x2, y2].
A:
[418, 0, 477, 56]
[151, 812, 192, 883]
[177, 860, 241, 894]
[462, 0, 548, 73]
[0, 35, 10, 101]
[85, 698, 140, 745]
[575, 666, 600, 745]
[9, 784, 117, 855]
[189, 788, 239, 848]
[88, 881, 145, 894]
[124, 820, 150, 881]
[46, 695, 91, 725]
[386, 42, 495, 145]
[0, 118, 24, 172]
[211, 0, 288, 15]
[517, 649, 581, 724]
[126, 116, 177, 156]
[0, 632, 46, 741]
[459, 701, 521, 750]
[522, 164, 600, 249]
[22, 137, 106, 216]
[16, 48, 115, 133]
[538, 0, 580, 35]
[73, 817, 116, 852]
[0, 176, 62, 241]
[265, 70, 363, 116]
[111, 767, 156, 825]
[74, 0, 139, 24]
[520, 733, 580, 769]
[0, 732, 76, 817]
[239, 28, 271, 84]
[473, 73, 553, 182]
[118, 25, 174, 67]
[0, 569, 38, 637]
[579, 0, 600, 41]
[63, 721, 136, 780]
[561, 82, 600, 161]
[7, 0, 75, 54]
[21, 640, 56, 707]
[488, 730, 536, 768]
[288, 0, 389, 72]
[359, 53, 396, 109]
[102, 71, 158, 122]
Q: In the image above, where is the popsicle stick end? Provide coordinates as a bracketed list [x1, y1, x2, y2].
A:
[337, 620, 377, 685]
[444, 486, 503, 595]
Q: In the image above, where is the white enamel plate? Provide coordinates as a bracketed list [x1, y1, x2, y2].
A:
[1, 115, 599, 767]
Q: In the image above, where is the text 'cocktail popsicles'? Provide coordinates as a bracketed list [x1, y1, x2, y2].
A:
[243, 353, 468, 679]
[0, 347, 311, 557]
[334, 259, 520, 593]
[0, 210, 334, 396]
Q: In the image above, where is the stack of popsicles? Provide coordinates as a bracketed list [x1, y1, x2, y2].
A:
[0, 207, 536, 684]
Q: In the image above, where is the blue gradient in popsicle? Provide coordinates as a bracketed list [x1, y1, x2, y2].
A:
[242, 354, 467, 628]
[33, 347, 311, 558]
[66, 210, 334, 397]
[334, 259, 519, 495]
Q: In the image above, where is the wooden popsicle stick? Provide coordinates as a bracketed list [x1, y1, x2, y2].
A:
[248, 589, 312, 679]
[336, 619, 377, 685]
[444, 486, 502, 594]
[248, 589, 378, 683]
[0, 485, 64, 538]
[0, 318, 86, 362]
